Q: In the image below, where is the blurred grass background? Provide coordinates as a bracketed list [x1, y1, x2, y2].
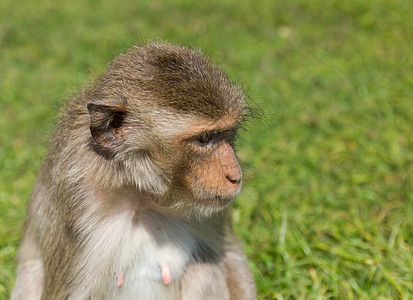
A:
[1, 0, 412, 298]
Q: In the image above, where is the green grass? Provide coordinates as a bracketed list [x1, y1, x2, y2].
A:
[1, 0, 412, 298]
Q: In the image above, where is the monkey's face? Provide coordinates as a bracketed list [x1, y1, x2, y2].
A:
[87, 101, 243, 212]
[176, 127, 242, 208]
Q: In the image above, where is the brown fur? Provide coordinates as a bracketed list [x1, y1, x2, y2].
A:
[12, 42, 256, 300]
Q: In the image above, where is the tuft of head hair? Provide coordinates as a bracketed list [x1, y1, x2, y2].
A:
[91, 42, 247, 121]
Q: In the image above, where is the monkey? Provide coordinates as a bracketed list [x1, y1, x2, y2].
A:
[11, 42, 256, 300]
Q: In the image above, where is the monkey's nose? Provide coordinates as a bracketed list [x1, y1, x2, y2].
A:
[225, 161, 242, 186]
[226, 174, 241, 185]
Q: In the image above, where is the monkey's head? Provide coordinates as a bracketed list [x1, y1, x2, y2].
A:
[86, 42, 247, 217]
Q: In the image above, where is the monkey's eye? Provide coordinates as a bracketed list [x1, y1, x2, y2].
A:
[194, 132, 214, 147]
[223, 129, 237, 142]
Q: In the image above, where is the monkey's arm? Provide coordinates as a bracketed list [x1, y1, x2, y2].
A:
[224, 235, 257, 300]
[11, 183, 47, 300]
[11, 259, 44, 300]
[180, 262, 230, 300]
[179, 244, 256, 300]
[11, 229, 44, 300]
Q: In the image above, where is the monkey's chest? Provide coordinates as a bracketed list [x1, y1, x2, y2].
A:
[100, 220, 197, 300]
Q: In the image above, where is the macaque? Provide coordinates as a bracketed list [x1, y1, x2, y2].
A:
[11, 42, 256, 300]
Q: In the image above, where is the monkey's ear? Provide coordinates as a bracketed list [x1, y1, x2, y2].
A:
[87, 103, 126, 149]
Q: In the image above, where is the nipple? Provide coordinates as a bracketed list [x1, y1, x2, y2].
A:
[160, 263, 171, 285]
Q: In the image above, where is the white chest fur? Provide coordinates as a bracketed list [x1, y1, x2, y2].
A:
[72, 206, 199, 300]
[110, 216, 197, 300]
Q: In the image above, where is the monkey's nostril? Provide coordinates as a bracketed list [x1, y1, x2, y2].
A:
[226, 175, 240, 185]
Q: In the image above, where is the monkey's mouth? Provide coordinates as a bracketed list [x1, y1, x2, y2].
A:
[201, 194, 236, 208]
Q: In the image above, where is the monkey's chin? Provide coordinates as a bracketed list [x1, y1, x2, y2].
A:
[160, 190, 237, 219]
[187, 194, 237, 218]
[204, 194, 236, 207]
